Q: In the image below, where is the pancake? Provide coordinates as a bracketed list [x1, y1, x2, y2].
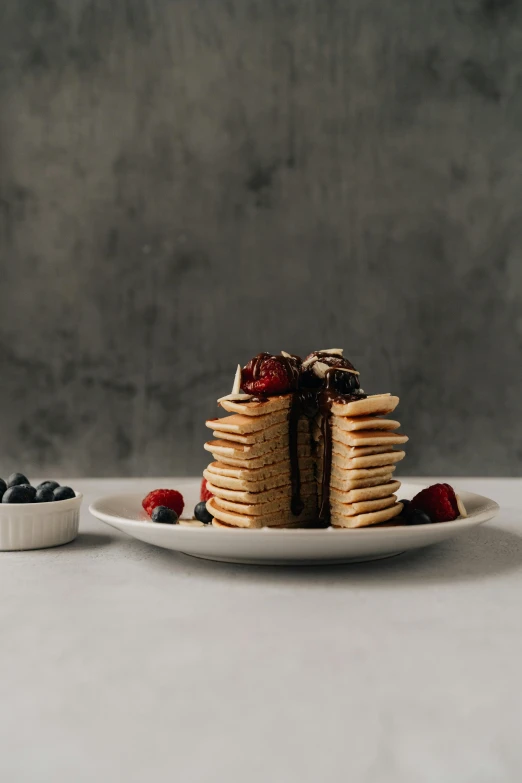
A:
[330, 429, 409, 448]
[319, 473, 394, 492]
[333, 416, 400, 432]
[206, 409, 289, 435]
[331, 394, 399, 418]
[330, 449, 405, 470]
[203, 466, 314, 493]
[312, 422, 407, 448]
[329, 466, 397, 490]
[212, 418, 309, 445]
[331, 502, 403, 528]
[204, 432, 310, 459]
[318, 461, 397, 480]
[206, 479, 316, 506]
[219, 395, 292, 417]
[206, 459, 313, 482]
[212, 517, 304, 530]
[208, 496, 316, 528]
[331, 443, 398, 458]
[208, 444, 312, 469]
[211, 493, 317, 519]
[330, 495, 397, 515]
[329, 479, 401, 504]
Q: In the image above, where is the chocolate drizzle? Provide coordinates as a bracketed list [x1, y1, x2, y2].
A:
[316, 370, 364, 523]
[318, 392, 333, 523]
[288, 395, 304, 515]
[249, 352, 301, 390]
[239, 351, 366, 525]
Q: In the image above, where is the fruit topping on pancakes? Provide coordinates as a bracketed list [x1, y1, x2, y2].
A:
[301, 350, 364, 396]
[240, 353, 301, 396]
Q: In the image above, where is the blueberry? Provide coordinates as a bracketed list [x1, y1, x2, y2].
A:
[325, 368, 360, 396]
[151, 505, 178, 524]
[7, 473, 30, 488]
[407, 508, 432, 525]
[3, 485, 36, 503]
[0, 479, 6, 498]
[396, 499, 414, 523]
[36, 480, 60, 492]
[35, 486, 55, 503]
[53, 486, 76, 502]
[194, 501, 213, 524]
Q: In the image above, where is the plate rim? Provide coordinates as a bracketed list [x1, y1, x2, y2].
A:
[89, 486, 499, 537]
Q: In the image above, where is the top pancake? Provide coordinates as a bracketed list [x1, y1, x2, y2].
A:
[219, 395, 292, 417]
[206, 409, 288, 435]
[218, 393, 399, 419]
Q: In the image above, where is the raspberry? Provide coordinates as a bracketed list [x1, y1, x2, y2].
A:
[142, 489, 184, 519]
[241, 354, 299, 396]
[410, 483, 459, 523]
[200, 478, 213, 502]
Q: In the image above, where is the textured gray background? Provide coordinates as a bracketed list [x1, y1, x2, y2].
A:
[0, 0, 520, 478]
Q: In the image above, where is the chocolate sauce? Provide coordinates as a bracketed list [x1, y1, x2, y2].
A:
[316, 371, 366, 523]
[239, 352, 366, 524]
[249, 352, 301, 389]
[288, 394, 304, 515]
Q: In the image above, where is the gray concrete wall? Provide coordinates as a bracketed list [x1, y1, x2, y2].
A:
[0, 0, 520, 478]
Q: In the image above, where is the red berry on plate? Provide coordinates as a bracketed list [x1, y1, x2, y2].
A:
[241, 353, 299, 396]
[142, 489, 184, 519]
[200, 478, 213, 502]
[410, 483, 459, 523]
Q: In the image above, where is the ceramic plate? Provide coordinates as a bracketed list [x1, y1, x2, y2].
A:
[89, 482, 499, 565]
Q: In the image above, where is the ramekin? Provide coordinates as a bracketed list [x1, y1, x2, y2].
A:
[0, 493, 82, 551]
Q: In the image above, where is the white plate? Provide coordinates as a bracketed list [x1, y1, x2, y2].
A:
[89, 482, 499, 565]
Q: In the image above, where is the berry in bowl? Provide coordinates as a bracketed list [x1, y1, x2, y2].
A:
[0, 474, 82, 551]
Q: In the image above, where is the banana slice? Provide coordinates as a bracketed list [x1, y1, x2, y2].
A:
[456, 494, 467, 518]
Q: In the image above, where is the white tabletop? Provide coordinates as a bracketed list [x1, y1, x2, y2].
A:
[0, 477, 520, 782]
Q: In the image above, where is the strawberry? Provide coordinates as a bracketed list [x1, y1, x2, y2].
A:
[410, 483, 459, 523]
[200, 478, 213, 502]
[241, 353, 299, 396]
[142, 489, 184, 519]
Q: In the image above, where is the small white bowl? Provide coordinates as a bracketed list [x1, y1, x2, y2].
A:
[0, 492, 82, 551]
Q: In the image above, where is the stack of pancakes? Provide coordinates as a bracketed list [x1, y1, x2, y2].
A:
[204, 391, 408, 529]
[204, 395, 318, 528]
[313, 393, 408, 528]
